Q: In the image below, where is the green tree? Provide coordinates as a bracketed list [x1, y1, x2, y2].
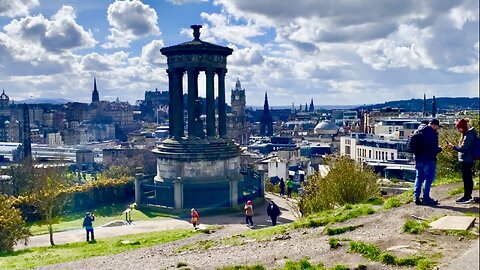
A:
[300, 156, 379, 215]
[0, 195, 30, 252]
[29, 167, 72, 246]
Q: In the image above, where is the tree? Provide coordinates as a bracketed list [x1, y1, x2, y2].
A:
[29, 166, 72, 246]
[0, 195, 30, 252]
[299, 156, 379, 215]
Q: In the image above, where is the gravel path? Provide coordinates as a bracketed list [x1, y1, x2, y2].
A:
[37, 184, 479, 270]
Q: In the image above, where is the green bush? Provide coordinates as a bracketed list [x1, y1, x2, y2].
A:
[0, 195, 31, 252]
[299, 157, 379, 215]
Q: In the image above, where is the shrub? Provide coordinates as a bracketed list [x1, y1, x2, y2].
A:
[0, 195, 31, 252]
[299, 157, 379, 215]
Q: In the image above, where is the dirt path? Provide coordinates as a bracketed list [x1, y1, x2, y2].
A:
[36, 183, 479, 270]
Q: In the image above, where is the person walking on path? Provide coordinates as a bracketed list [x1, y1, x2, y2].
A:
[286, 179, 294, 198]
[82, 212, 95, 242]
[267, 200, 281, 226]
[414, 119, 442, 206]
[244, 200, 254, 227]
[447, 119, 477, 204]
[191, 208, 200, 229]
[279, 178, 285, 197]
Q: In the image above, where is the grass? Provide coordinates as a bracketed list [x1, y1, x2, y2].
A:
[325, 225, 359, 236]
[349, 240, 435, 269]
[219, 259, 353, 270]
[176, 239, 216, 253]
[383, 197, 402, 209]
[27, 204, 177, 235]
[240, 224, 289, 241]
[292, 204, 375, 229]
[0, 229, 198, 269]
[449, 182, 479, 196]
[328, 238, 341, 249]
[403, 219, 430, 234]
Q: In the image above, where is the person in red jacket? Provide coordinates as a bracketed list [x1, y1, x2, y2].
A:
[191, 208, 200, 229]
[244, 200, 254, 227]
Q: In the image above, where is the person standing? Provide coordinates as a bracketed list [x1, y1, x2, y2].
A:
[279, 178, 285, 197]
[447, 119, 477, 204]
[82, 212, 95, 242]
[286, 179, 294, 198]
[414, 119, 442, 206]
[191, 208, 200, 229]
[244, 200, 254, 227]
[267, 200, 281, 226]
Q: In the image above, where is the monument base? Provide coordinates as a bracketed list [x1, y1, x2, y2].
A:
[152, 138, 241, 209]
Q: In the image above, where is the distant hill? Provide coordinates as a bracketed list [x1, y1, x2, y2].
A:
[358, 97, 479, 112]
[16, 98, 72, 104]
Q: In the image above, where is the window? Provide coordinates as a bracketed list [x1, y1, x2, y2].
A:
[391, 153, 394, 160]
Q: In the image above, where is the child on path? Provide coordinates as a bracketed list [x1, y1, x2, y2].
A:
[191, 208, 200, 229]
[244, 200, 254, 226]
[82, 212, 95, 242]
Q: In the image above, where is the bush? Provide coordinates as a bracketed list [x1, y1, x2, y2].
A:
[383, 197, 401, 209]
[0, 195, 30, 252]
[299, 157, 379, 215]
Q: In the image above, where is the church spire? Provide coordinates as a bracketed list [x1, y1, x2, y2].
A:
[263, 92, 269, 114]
[92, 77, 99, 103]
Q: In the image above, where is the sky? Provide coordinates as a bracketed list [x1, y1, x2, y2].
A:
[0, 0, 478, 107]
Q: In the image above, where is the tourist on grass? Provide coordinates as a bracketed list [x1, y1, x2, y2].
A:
[267, 200, 281, 226]
[447, 119, 477, 204]
[244, 200, 254, 227]
[413, 119, 442, 206]
[191, 208, 200, 229]
[286, 179, 294, 198]
[279, 178, 285, 197]
[82, 212, 95, 242]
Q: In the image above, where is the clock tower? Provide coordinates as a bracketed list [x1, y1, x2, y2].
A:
[227, 78, 249, 144]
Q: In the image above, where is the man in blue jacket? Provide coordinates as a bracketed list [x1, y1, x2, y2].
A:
[414, 119, 442, 206]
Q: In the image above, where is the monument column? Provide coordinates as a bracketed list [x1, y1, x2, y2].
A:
[206, 68, 216, 137]
[170, 68, 184, 139]
[167, 69, 174, 137]
[174, 177, 183, 209]
[217, 68, 227, 137]
[187, 68, 199, 138]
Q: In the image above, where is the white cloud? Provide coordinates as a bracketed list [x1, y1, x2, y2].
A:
[0, 0, 39, 18]
[3, 5, 96, 53]
[141, 39, 166, 65]
[103, 0, 160, 48]
[230, 46, 264, 66]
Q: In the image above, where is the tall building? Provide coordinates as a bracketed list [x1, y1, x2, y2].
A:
[91, 77, 99, 103]
[432, 95, 437, 117]
[260, 92, 273, 136]
[227, 78, 249, 144]
[422, 93, 427, 117]
[309, 98, 315, 112]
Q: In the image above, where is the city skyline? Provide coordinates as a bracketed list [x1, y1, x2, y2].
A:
[0, 0, 478, 106]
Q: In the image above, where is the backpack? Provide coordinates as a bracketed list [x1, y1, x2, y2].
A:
[472, 133, 480, 160]
[406, 126, 425, 154]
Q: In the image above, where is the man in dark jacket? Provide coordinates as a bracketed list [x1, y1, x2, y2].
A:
[82, 212, 95, 242]
[414, 119, 442, 206]
[267, 200, 281, 226]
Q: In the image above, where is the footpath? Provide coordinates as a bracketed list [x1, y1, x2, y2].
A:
[18, 193, 298, 250]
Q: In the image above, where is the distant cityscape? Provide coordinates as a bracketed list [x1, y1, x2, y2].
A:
[0, 74, 477, 184]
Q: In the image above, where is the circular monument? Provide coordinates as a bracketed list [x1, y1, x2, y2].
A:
[153, 25, 242, 209]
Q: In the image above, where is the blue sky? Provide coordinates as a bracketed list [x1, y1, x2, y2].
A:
[0, 0, 478, 106]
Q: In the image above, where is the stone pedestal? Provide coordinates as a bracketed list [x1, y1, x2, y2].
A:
[154, 138, 241, 209]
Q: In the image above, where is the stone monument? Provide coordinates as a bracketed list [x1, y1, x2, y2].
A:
[153, 25, 241, 209]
